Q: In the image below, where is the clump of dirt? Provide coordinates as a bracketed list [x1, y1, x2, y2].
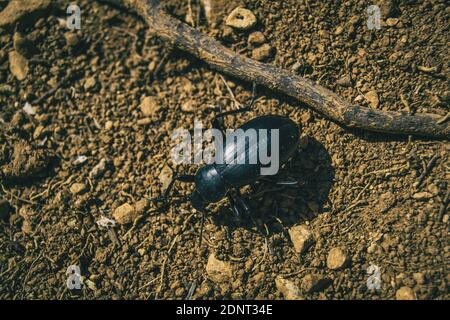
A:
[0, 0, 448, 300]
[1, 139, 51, 181]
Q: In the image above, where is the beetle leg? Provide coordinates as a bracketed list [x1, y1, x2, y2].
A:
[228, 191, 251, 218]
[227, 194, 242, 218]
[234, 189, 252, 217]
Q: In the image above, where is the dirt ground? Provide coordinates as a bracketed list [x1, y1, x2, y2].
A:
[0, 0, 448, 300]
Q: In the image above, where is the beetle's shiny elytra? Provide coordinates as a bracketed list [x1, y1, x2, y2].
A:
[190, 115, 300, 211]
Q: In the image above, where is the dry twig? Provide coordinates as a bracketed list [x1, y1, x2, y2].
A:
[104, 0, 449, 138]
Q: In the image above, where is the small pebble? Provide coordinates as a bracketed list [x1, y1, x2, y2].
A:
[365, 90, 379, 108]
[248, 31, 266, 46]
[275, 276, 303, 300]
[9, 50, 28, 81]
[159, 165, 173, 192]
[140, 96, 160, 117]
[84, 76, 97, 91]
[412, 272, 426, 285]
[225, 7, 257, 30]
[335, 26, 344, 35]
[112, 203, 136, 225]
[427, 184, 439, 195]
[252, 44, 273, 61]
[22, 219, 33, 235]
[395, 286, 417, 300]
[206, 254, 232, 283]
[64, 32, 80, 47]
[104, 120, 113, 131]
[134, 198, 150, 215]
[181, 100, 196, 112]
[89, 158, 107, 179]
[386, 18, 399, 27]
[336, 74, 352, 87]
[70, 183, 87, 195]
[327, 247, 349, 270]
[288, 224, 314, 254]
[412, 192, 433, 200]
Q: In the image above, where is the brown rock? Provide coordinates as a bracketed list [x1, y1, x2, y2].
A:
[301, 112, 312, 123]
[412, 192, 433, 200]
[301, 274, 331, 293]
[412, 272, 426, 285]
[252, 44, 273, 61]
[365, 90, 379, 108]
[137, 118, 152, 126]
[159, 165, 173, 192]
[206, 254, 232, 283]
[2, 140, 50, 181]
[94, 247, 109, 264]
[181, 100, 196, 112]
[64, 32, 80, 47]
[33, 125, 45, 140]
[70, 183, 87, 195]
[89, 158, 107, 179]
[288, 224, 314, 254]
[134, 198, 150, 215]
[427, 183, 439, 196]
[113, 203, 137, 225]
[22, 219, 33, 235]
[327, 247, 349, 270]
[225, 7, 257, 30]
[336, 74, 352, 87]
[395, 286, 417, 300]
[104, 121, 113, 131]
[386, 18, 399, 27]
[275, 276, 303, 300]
[140, 96, 160, 117]
[335, 26, 344, 35]
[9, 51, 29, 81]
[84, 76, 97, 91]
[248, 31, 266, 46]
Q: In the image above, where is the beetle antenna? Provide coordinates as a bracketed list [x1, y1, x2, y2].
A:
[246, 82, 257, 109]
[147, 194, 191, 210]
[197, 210, 206, 249]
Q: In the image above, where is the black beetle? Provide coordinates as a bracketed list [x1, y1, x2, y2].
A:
[152, 84, 300, 245]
